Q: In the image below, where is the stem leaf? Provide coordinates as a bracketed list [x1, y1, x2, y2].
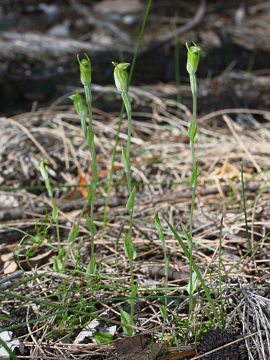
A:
[120, 309, 135, 336]
[87, 254, 96, 275]
[187, 271, 198, 295]
[52, 202, 58, 222]
[86, 214, 97, 237]
[127, 283, 138, 306]
[126, 186, 136, 212]
[188, 122, 197, 143]
[190, 164, 199, 187]
[121, 145, 129, 173]
[124, 233, 136, 261]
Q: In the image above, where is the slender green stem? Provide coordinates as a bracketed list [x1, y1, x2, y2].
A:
[130, 260, 134, 319]
[122, 92, 132, 194]
[122, 91, 135, 318]
[189, 81, 197, 236]
[84, 84, 98, 266]
[188, 74, 198, 316]
[127, 193, 135, 293]
[102, 0, 152, 236]
[189, 149, 197, 236]
[130, 260, 134, 291]
[111, 62, 136, 331]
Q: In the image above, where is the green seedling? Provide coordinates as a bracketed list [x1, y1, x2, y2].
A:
[162, 42, 223, 329]
[112, 61, 138, 335]
[70, 53, 97, 275]
[186, 41, 200, 229]
[186, 42, 200, 316]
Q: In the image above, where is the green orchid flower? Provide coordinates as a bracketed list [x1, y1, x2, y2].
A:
[77, 53, 91, 86]
[186, 42, 200, 75]
[112, 62, 130, 93]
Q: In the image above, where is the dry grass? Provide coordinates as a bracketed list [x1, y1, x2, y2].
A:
[0, 81, 270, 359]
